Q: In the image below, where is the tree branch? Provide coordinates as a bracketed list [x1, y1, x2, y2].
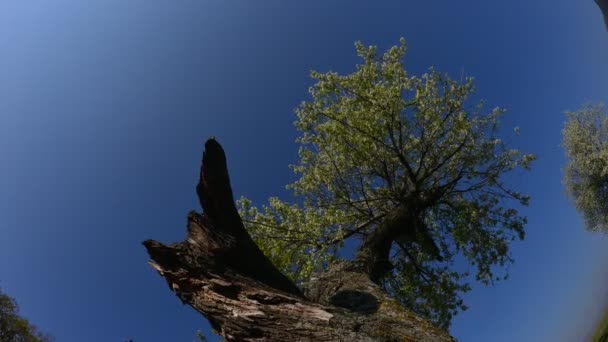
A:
[143, 138, 454, 342]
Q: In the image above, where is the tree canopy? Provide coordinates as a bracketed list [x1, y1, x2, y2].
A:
[238, 39, 534, 328]
[0, 288, 53, 342]
[563, 104, 608, 232]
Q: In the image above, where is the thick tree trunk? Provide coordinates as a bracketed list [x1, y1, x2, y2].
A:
[143, 138, 455, 342]
[353, 203, 416, 283]
[353, 201, 444, 284]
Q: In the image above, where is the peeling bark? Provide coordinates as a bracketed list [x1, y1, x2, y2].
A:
[143, 138, 455, 342]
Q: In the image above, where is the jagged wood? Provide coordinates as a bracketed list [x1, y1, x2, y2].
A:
[143, 138, 455, 342]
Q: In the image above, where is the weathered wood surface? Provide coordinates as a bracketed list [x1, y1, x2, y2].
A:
[143, 138, 455, 342]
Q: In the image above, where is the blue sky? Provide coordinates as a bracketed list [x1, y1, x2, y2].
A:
[1, 1, 607, 341]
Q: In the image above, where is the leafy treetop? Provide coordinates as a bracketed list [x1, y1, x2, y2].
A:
[238, 38, 534, 328]
[563, 104, 608, 232]
[0, 288, 53, 342]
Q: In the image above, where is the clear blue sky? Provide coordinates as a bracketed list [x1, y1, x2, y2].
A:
[1, 1, 608, 341]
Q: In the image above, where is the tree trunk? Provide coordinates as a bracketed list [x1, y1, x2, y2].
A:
[143, 138, 455, 342]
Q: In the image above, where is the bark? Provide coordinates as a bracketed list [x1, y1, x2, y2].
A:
[354, 199, 442, 283]
[352, 203, 415, 283]
[143, 138, 455, 342]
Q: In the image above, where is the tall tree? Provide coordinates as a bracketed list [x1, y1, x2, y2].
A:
[238, 39, 534, 328]
[563, 104, 608, 232]
[144, 39, 533, 341]
[0, 288, 53, 342]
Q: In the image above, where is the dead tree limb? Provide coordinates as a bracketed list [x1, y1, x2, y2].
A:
[143, 138, 455, 342]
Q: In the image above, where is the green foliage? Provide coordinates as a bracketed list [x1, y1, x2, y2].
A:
[195, 329, 225, 342]
[0, 288, 53, 342]
[591, 307, 608, 342]
[238, 38, 533, 328]
[563, 104, 608, 232]
[195, 330, 208, 342]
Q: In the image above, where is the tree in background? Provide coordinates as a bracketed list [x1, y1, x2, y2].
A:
[238, 38, 535, 328]
[563, 104, 608, 232]
[0, 288, 53, 342]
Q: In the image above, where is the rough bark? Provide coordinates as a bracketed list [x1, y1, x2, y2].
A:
[353, 203, 416, 283]
[143, 138, 455, 342]
[354, 198, 443, 283]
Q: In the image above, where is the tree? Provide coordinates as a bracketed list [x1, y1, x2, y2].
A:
[145, 138, 455, 341]
[563, 104, 608, 232]
[238, 39, 534, 328]
[143, 39, 533, 341]
[0, 288, 53, 342]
